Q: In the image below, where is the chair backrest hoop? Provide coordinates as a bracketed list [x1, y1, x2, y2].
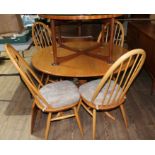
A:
[32, 22, 53, 50]
[97, 20, 125, 47]
[91, 49, 146, 107]
[5, 44, 50, 111]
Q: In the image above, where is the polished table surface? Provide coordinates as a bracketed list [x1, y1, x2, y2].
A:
[32, 41, 128, 77]
[41, 14, 121, 20]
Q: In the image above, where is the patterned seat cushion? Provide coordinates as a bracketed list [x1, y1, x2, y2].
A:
[79, 79, 123, 107]
[39, 80, 80, 108]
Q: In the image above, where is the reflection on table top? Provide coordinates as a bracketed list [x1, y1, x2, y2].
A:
[32, 41, 128, 78]
[41, 14, 122, 20]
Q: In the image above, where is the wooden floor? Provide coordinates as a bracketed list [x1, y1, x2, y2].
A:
[0, 47, 155, 140]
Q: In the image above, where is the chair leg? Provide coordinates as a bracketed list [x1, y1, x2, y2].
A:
[45, 113, 52, 140]
[77, 99, 82, 112]
[31, 104, 38, 134]
[45, 75, 50, 84]
[92, 109, 96, 140]
[120, 104, 128, 128]
[73, 107, 83, 136]
[41, 73, 45, 82]
[105, 112, 115, 121]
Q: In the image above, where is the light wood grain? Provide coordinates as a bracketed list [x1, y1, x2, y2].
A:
[97, 20, 125, 47]
[79, 49, 146, 139]
[32, 22, 54, 83]
[5, 44, 83, 139]
[41, 15, 123, 64]
[32, 42, 128, 77]
[40, 14, 122, 20]
[0, 47, 155, 140]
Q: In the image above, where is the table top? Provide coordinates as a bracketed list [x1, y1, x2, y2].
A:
[41, 14, 122, 20]
[32, 41, 128, 77]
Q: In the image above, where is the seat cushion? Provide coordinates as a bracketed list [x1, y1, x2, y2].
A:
[39, 80, 80, 108]
[79, 79, 123, 107]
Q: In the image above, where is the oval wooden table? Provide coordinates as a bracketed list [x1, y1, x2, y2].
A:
[32, 41, 128, 78]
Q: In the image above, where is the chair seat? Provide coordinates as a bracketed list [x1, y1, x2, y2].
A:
[40, 80, 80, 108]
[79, 79, 123, 107]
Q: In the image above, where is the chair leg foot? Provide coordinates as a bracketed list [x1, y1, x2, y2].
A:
[120, 104, 128, 128]
[45, 113, 52, 140]
[73, 107, 83, 136]
[92, 109, 96, 140]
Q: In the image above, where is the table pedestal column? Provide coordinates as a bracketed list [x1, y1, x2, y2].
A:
[50, 20, 58, 65]
[108, 17, 115, 63]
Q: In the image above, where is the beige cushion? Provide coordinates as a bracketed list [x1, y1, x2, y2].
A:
[40, 80, 80, 108]
[79, 79, 122, 107]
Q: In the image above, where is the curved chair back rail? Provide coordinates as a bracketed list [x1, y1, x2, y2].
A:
[32, 22, 53, 52]
[97, 20, 125, 47]
[5, 44, 50, 110]
[92, 49, 146, 109]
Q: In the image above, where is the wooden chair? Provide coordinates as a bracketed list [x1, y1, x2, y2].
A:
[32, 22, 54, 84]
[78, 49, 146, 139]
[97, 20, 125, 47]
[5, 44, 83, 139]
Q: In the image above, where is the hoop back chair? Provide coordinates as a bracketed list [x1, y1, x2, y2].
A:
[79, 49, 146, 139]
[32, 22, 56, 83]
[5, 44, 83, 139]
[32, 22, 53, 52]
[97, 20, 125, 47]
